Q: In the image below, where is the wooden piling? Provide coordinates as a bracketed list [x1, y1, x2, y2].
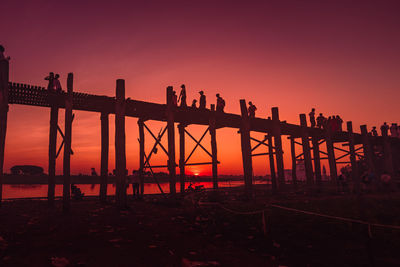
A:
[347, 121, 359, 193]
[381, 125, 394, 175]
[325, 127, 337, 182]
[311, 136, 322, 188]
[272, 107, 285, 189]
[48, 90, 59, 204]
[289, 137, 298, 188]
[267, 134, 277, 192]
[100, 112, 109, 203]
[360, 125, 375, 173]
[178, 124, 186, 193]
[299, 114, 314, 187]
[166, 86, 176, 194]
[138, 119, 145, 196]
[115, 79, 127, 207]
[0, 60, 9, 204]
[209, 104, 218, 189]
[63, 73, 73, 212]
[239, 100, 253, 197]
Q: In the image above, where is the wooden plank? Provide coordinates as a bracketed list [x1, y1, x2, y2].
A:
[268, 134, 277, 192]
[63, 73, 73, 212]
[272, 107, 285, 189]
[0, 60, 9, 204]
[239, 100, 253, 197]
[325, 126, 337, 183]
[166, 86, 176, 194]
[312, 136, 322, 188]
[100, 112, 109, 203]
[138, 119, 145, 196]
[299, 114, 314, 186]
[360, 125, 375, 174]
[347, 121, 359, 193]
[209, 104, 218, 189]
[178, 124, 185, 193]
[115, 79, 127, 207]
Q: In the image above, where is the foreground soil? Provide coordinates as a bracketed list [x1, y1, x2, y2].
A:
[1, 187, 400, 267]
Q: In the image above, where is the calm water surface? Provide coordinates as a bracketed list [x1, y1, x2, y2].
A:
[3, 181, 266, 199]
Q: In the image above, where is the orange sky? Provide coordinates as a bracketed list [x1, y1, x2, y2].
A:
[1, 0, 400, 175]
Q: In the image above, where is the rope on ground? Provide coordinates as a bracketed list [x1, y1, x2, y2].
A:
[198, 201, 400, 230]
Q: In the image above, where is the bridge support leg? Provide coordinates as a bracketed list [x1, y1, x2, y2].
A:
[267, 134, 277, 192]
[325, 129, 337, 183]
[178, 124, 185, 193]
[115, 79, 127, 207]
[312, 136, 322, 189]
[289, 137, 298, 189]
[300, 114, 314, 188]
[63, 73, 73, 212]
[48, 102, 58, 205]
[381, 126, 394, 176]
[209, 104, 218, 189]
[100, 112, 109, 203]
[0, 60, 9, 204]
[347, 121, 359, 193]
[360, 125, 375, 174]
[239, 100, 253, 197]
[166, 86, 176, 194]
[138, 119, 145, 196]
[272, 107, 285, 190]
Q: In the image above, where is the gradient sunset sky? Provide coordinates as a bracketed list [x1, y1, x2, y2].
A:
[1, 0, 400, 175]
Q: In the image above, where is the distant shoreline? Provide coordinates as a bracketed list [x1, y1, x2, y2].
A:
[1, 174, 269, 185]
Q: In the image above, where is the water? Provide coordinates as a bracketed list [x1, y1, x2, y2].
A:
[2, 180, 265, 199]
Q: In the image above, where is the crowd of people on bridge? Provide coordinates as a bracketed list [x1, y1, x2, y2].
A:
[309, 108, 343, 132]
[370, 122, 400, 138]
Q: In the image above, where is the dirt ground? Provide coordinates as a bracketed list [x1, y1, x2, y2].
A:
[1, 187, 400, 267]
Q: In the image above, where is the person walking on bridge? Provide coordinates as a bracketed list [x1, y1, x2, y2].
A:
[178, 84, 187, 107]
[248, 101, 257, 118]
[309, 108, 316, 127]
[316, 113, 325, 129]
[191, 99, 197, 108]
[216, 93, 225, 112]
[0, 45, 10, 61]
[371, 126, 378, 137]
[336, 115, 343, 131]
[390, 123, 398, 137]
[381, 122, 389, 136]
[45, 72, 55, 91]
[199, 91, 206, 109]
[54, 74, 62, 92]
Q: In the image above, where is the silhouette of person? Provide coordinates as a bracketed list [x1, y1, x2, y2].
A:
[91, 168, 98, 176]
[371, 126, 378, 137]
[172, 90, 178, 106]
[248, 101, 257, 118]
[216, 93, 225, 112]
[336, 115, 343, 131]
[54, 74, 62, 92]
[178, 84, 187, 107]
[316, 113, 325, 129]
[309, 108, 316, 127]
[0, 45, 10, 61]
[381, 122, 389, 136]
[45, 72, 55, 91]
[191, 99, 197, 108]
[199, 91, 206, 109]
[390, 123, 398, 137]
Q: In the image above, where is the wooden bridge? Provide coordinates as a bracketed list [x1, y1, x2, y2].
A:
[0, 60, 399, 210]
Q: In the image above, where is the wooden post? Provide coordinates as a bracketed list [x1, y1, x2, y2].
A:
[272, 107, 285, 189]
[138, 119, 145, 196]
[100, 112, 109, 203]
[63, 73, 73, 212]
[299, 114, 314, 187]
[48, 92, 59, 204]
[209, 104, 218, 189]
[290, 137, 298, 188]
[347, 121, 359, 193]
[325, 127, 337, 183]
[166, 86, 176, 194]
[267, 134, 277, 192]
[0, 60, 9, 204]
[311, 136, 322, 188]
[239, 100, 253, 197]
[360, 125, 375, 173]
[178, 123, 186, 193]
[381, 125, 394, 176]
[115, 79, 127, 207]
